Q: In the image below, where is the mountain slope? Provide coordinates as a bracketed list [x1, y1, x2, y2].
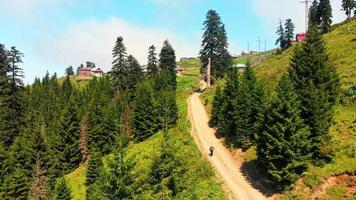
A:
[200, 19, 355, 199]
[250, 20, 356, 199]
[254, 20, 356, 91]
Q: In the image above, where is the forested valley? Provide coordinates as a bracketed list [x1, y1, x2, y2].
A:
[0, 38, 190, 199]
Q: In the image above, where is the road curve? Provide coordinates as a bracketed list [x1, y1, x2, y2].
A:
[188, 92, 267, 200]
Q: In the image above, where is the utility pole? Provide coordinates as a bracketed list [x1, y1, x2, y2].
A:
[247, 42, 250, 54]
[300, 0, 312, 32]
[207, 57, 211, 88]
[258, 37, 261, 53]
[264, 40, 267, 52]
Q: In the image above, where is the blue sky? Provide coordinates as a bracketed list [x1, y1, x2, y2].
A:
[0, 0, 345, 83]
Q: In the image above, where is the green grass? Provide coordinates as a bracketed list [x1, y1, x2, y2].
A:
[177, 59, 201, 68]
[65, 164, 87, 200]
[58, 75, 92, 90]
[254, 20, 356, 91]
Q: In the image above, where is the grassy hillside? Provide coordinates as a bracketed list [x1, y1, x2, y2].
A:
[202, 20, 356, 199]
[58, 75, 92, 89]
[65, 67, 227, 199]
[254, 20, 356, 92]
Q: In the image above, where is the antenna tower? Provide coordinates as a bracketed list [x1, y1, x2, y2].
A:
[300, 0, 312, 32]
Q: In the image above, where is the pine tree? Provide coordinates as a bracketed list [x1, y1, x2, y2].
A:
[147, 45, 159, 76]
[133, 79, 158, 142]
[159, 40, 177, 90]
[234, 64, 265, 148]
[156, 89, 178, 131]
[56, 178, 72, 200]
[289, 25, 340, 161]
[149, 134, 182, 197]
[86, 61, 96, 69]
[154, 70, 178, 131]
[0, 143, 9, 192]
[88, 100, 118, 154]
[111, 36, 128, 92]
[1, 168, 29, 200]
[0, 44, 11, 147]
[284, 19, 295, 49]
[86, 151, 102, 187]
[65, 66, 74, 76]
[309, 0, 320, 26]
[342, 0, 356, 21]
[0, 46, 24, 147]
[54, 97, 82, 174]
[318, 0, 333, 33]
[62, 75, 73, 100]
[220, 68, 240, 142]
[275, 19, 286, 50]
[257, 75, 312, 189]
[126, 54, 143, 95]
[200, 10, 231, 81]
[95, 148, 133, 199]
[211, 84, 225, 127]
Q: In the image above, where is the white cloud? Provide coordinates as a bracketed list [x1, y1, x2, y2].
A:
[0, 0, 69, 20]
[250, 0, 346, 34]
[34, 18, 199, 72]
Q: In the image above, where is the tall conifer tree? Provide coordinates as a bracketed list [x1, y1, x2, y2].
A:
[211, 84, 225, 127]
[284, 19, 295, 49]
[220, 68, 239, 141]
[289, 25, 340, 161]
[0, 46, 24, 147]
[318, 0, 333, 33]
[309, 0, 321, 26]
[147, 45, 158, 76]
[0, 44, 11, 147]
[111, 36, 128, 92]
[235, 64, 265, 148]
[127, 55, 143, 95]
[159, 40, 177, 90]
[55, 97, 82, 173]
[275, 19, 286, 50]
[200, 10, 231, 81]
[133, 79, 158, 142]
[257, 75, 311, 189]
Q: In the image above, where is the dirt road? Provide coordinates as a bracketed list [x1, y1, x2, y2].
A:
[188, 92, 267, 200]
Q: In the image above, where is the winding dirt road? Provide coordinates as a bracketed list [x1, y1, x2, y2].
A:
[188, 92, 267, 200]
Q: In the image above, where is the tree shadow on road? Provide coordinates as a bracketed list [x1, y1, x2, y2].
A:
[240, 160, 280, 197]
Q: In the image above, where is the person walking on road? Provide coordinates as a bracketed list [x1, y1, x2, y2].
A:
[209, 146, 215, 156]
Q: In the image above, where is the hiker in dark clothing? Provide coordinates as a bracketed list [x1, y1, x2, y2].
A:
[209, 146, 215, 156]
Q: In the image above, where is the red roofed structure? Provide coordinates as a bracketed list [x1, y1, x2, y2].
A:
[296, 33, 307, 42]
[78, 67, 92, 76]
